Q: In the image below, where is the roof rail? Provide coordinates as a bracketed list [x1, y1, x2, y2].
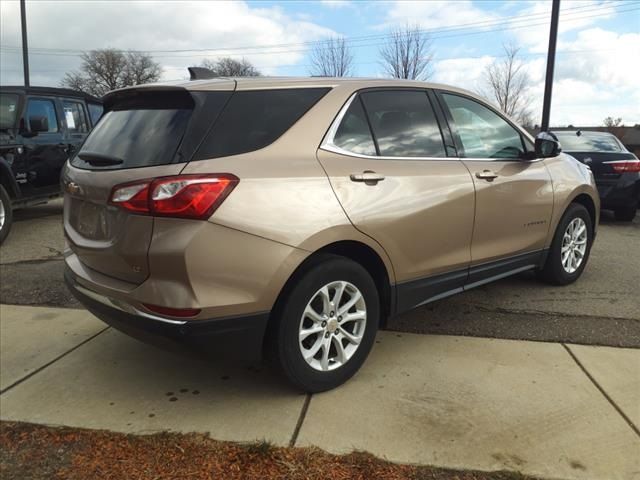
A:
[188, 67, 216, 80]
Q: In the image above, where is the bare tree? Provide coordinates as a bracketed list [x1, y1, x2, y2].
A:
[603, 116, 623, 127]
[309, 37, 353, 77]
[61, 49, 162, 97]
[480, 43, 533, 125]
[201, 57, 261, 77]
[123, 52, 162, 86]
[379, 24, 434, 80]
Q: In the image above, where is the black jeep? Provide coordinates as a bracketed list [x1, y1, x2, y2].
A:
[0, 86, 102, 243]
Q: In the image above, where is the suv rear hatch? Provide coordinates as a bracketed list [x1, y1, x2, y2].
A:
[64, 84, 234, 284]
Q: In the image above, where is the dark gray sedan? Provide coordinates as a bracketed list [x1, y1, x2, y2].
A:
[553, 130, 640, 221]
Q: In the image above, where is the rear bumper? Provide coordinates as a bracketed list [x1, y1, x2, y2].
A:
[64, 266, 269, 360]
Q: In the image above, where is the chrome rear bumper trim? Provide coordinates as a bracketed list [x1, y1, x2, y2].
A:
[73, 283, 187, 326]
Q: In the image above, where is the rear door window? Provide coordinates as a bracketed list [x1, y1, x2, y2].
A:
[195, 88, 330, 159]
[332, 97, 377, 156]
[26, 98, 59, 133]
[0, 93, 19, 129]
[62, 99, 89, 133]
[360, 90, 446, 158]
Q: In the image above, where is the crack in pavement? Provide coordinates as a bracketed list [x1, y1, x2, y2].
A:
[289, 394, 312, 447]
[0, 327, 111, 396]
[562, 343, 640, 438]
[472, 304, 640, 322]
[0, 256, 64, 266]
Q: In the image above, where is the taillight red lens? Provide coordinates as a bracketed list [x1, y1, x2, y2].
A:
[143, 303, 201, 318]
[605, 160, 640, 173]
[109, 174, 238, 219]
[150, 175, 237, 219]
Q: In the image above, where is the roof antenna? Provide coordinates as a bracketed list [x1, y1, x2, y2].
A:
[188, 67, 216, 80]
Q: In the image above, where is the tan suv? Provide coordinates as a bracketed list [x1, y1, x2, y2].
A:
[63, 77, 599, 392]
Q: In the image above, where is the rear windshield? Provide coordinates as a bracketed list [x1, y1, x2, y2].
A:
[554, 132, 625, 152]
[72, 92, 193, 170]
[0, 93, 19, 129]
[195, 88, 330, 159]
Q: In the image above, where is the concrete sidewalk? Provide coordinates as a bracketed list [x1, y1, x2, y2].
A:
[1, 304, 638, 479]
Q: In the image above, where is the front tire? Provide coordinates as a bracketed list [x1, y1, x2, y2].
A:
[537, 203, 593, 285]
[0, 185, 13, 244]
[271, 255, 379, 393]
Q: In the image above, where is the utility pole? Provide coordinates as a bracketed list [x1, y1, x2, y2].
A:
[20, 0, 30, 87]
[540, 0, 560, 131]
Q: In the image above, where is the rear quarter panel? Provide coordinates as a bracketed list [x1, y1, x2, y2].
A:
[180, 85, 396, 308]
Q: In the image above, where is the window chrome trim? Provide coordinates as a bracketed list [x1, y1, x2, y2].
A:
[319, 90, 543, 163]
[321, 92, 358, 149]
[321, 143, 453, 161]
[320, 92, 454, 162]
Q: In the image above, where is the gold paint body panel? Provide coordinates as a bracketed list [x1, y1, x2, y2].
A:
[63, 78, 599, 323]
[317, 150, 474, 282]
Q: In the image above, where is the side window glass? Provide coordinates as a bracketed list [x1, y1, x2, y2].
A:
[26, 98, 58, 133]
[332, 97, 376, 156]
[197, 88, 329, 159]
[62, 100, 89, 133]
[360, 90, 446, 158]
[441, 93, 524, 159]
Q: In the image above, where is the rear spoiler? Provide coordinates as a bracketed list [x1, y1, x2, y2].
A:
[102, 86, 193, 111]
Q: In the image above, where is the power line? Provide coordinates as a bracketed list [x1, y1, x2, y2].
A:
[0, 47, 626, 74]
[0, 0, 631, 58]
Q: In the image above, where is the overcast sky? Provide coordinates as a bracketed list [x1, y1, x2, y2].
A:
[1, 0, 638, 126]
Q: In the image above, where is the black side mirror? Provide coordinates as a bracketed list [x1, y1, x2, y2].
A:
[28, 115, 49, 133]
[535, 132, 562, 158]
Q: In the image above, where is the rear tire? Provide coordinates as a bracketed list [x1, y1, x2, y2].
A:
[271, 255, 379, 393]
[537, 203, 593, 285]
[614, 206, 636, 222]
[0, 185, 13, 245]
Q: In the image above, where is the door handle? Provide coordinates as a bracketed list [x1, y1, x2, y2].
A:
[475, 170, 498, 181]
[350, 171, 385, 184]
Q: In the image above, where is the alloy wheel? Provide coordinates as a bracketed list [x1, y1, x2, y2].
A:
[561, 217, 587, 274]
[0, 196, 5, 230]
[298, 280, 367, 372]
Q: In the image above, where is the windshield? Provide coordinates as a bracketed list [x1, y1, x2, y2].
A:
[0, 93, 19, 129]
[554, 132, 625, 152]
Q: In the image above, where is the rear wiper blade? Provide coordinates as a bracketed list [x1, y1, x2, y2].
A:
[78, 152, 124, 166]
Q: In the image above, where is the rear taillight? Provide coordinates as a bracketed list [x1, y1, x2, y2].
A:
[109, 174, 238, 219]
[603, 160, 640, 173]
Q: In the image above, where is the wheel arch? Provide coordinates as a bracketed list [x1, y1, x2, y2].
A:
[571, 193, 597, 233]
[547, 186, 599, 248]
[0, 157, 19, 199]
[265, 239, 395, 353]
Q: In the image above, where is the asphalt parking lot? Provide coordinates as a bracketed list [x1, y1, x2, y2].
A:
[1, 199, 639, 347]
